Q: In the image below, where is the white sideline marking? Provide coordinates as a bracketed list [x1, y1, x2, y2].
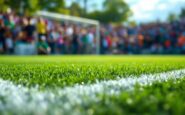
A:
[0, 69, 185, 115]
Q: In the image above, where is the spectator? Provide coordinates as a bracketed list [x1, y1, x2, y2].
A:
[23, 17, 36, 43]
[5, 29, 14, 54]
[0, 17, 6, 54]
[37, 18, 47, 39]
[56, 30, 65, 54]
[48, 28, 59, 54]
[72, 26, 79, 54]
[37, 36, 50, 55]
[1, 10, 185, 55]
[86, 29, 94, 54]
[178, 32, 185, 54]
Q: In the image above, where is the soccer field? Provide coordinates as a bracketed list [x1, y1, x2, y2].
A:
[0, 56, 185, 115]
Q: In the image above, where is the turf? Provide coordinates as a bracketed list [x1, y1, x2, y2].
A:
[83, 77, 185, 115]
[0, 56, 185, 115]
[0, 56, 185, 89]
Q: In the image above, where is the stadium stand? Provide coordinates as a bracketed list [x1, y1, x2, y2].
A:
[0, 11, 185, 55]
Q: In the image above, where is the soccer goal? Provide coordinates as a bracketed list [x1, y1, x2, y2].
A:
[36, 11, 100, 54]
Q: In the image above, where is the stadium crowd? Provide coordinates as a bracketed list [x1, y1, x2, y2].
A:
[101, 20, 185, 54]
[0, 11, 185, 55]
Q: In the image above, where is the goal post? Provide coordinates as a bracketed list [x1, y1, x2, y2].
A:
[35, 11, 100, 54]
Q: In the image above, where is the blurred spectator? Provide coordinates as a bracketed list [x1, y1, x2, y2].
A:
[0, 17, 6, 54]
[178, 32, 185, 54]
[56, 30, 65, 54]
[72, 26, 79, 54]
[5, 29, 14, 54]
[0, 11, 185, 55]
[48, 27, 58, 54]
[23, 17, 36, 43]
[37, 18, 47, 39]
[37, 36, 50, 55]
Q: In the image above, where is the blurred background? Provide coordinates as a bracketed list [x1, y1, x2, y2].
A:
[0, 0, 185, 55]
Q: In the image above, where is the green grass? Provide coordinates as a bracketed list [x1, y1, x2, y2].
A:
[83, 78, 185, 115]
[0, 56, 185, 89]
[0, 55, 185, 115]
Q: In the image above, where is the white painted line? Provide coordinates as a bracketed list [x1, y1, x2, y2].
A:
[0, 69, 185, 115]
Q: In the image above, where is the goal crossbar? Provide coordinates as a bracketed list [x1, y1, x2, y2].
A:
[36, 11, 100, 54]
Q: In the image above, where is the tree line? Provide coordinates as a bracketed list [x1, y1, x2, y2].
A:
[0, 0, 131, 23]
[0, 0, 185, 23]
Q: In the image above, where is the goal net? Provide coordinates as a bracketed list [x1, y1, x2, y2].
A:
[36, 11, 100, 54]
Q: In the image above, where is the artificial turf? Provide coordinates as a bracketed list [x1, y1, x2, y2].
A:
[0, 56, 185, 89]
[0, 56, 185, 115]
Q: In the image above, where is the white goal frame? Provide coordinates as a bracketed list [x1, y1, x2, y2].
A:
[36, 11, 100, 54]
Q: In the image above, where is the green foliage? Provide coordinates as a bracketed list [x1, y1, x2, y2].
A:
[38, 0, 65, 13]
[1, 0, 66, 15]
[87, 0, 131, 23]
[69, 2, 84, 17]
[3, 0, 39, 14]
[180, 8, 185, 18]
[103, 0, 131, 23]
[0, 0, 8, 12]
[1, 0, 131, 23]
[168, 13, 178, 22]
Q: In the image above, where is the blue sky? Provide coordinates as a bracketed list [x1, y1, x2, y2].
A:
[66, 0, 185, 23]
